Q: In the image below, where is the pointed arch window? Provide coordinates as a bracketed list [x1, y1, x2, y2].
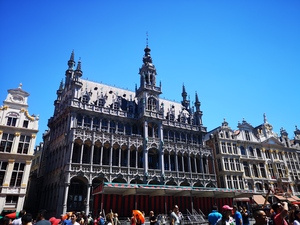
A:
[72, 141, 81, 163]
[147, 97, 157, 111]
[164, 152, 169, 170]
[148, 148, 159, 169]
[82, 141, 92, 164]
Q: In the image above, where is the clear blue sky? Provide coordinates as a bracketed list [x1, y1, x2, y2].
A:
[1, 0, 299, 145]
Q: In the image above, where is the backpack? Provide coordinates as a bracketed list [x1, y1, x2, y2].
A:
[99, 218, 105, 225]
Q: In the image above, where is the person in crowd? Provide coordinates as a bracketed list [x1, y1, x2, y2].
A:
[208, 205, 222, 225]
[253, 209, 268, 225]
[293, 210, 300, 225]
[241, 206, 250, 225]
[271, 202, 288, 225]
[58, 214, 65, 225]
[70, 214, 79, 225]
[36, 210, 51, 225]
[12, 210, 27, 225]
[170, 205, 181, 225]
[105, 214, 113, 225]
[289, 204, 300, 225]
[149, 211, 157, 225]
[86, 215, 93, 225]
[49, 217, 61, 225]
[113, 213, 121, 225]
[21, 214, 33, 225]
[233, 205, 243, 225]
[216, 205, 234, 225]
[129, 213, 136, 225]
[63, 213, 72, 225]
[141, 212, 145, 225]
[49, 217, 60, 225]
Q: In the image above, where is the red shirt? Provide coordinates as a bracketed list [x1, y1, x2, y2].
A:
[274, 213, 288, 225]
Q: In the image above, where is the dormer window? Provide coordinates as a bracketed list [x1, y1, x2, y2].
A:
[113, 102, 119, 110]
[245, 130, 250, 141]
[98, 99, 105, 107]
[82, 95, 89, 104]
[169, 114, 175, 121]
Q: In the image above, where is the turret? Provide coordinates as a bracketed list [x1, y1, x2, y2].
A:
[65, 50, 75, 87]
[181, 84, 190, 111]
[193, 92, 203, 126]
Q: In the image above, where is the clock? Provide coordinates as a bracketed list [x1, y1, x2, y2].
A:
[11, 95, 24, 103]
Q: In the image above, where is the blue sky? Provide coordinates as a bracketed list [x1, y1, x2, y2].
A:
[1, 0, 299, 145]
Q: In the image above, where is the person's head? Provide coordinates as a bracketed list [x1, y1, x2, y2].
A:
[253, 209, 267, 225]
[37, 210, 47, 221]
[70, 214, 77, 223]
[232, 205, 238, 212]
[105, 214, 112, 223]
[212, 205, 218, 211]
[149, 211, 154, 216]
[114, 213, 118, 218]
[294, 210, 300, 220]
[272, 202, 282, 214]
[173, 205, 179, 213]
[22, 214, 32, 225]
[222, 205, 233, 218]
[19, 210, 26, 218]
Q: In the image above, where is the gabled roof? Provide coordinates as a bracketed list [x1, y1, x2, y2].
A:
[261, 136, 284, 146]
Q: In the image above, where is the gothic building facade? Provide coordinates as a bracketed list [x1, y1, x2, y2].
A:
[35, 45, 242, 218]
[0, 85, 39, 214]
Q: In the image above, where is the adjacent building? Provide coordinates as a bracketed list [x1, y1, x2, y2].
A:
[0, 84, 39, 214]
[205, 115, 300, 205]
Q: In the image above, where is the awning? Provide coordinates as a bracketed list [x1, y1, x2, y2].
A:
[233, 197, 250, 202]
[95, 182, 254, 198]
[275, 195, 287, 201]
[252, 195, 269, 205]
[292, 196, 300, 201]
[287, 197, 297, 202]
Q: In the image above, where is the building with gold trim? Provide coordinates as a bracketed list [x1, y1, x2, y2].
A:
[0, 84, 39, 214]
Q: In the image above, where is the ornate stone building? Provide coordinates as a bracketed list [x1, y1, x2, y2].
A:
[35, 45, 244, 218]
[0, 84, 39, 214]
[205, 114, 300, 205]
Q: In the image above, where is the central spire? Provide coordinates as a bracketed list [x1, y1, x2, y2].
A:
[139, 33, 157, 87]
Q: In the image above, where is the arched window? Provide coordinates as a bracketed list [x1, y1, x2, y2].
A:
[240, 146, 246, 155]
[249, 147, 254, 157]
[148, 148, 159, 169]
[256, 148, 262, 158]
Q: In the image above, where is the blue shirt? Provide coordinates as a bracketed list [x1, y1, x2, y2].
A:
[235, 211, 243, 225]
[208, 210, 222, 225]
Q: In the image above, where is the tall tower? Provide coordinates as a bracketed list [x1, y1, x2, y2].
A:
[135, 42, 162, 117]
